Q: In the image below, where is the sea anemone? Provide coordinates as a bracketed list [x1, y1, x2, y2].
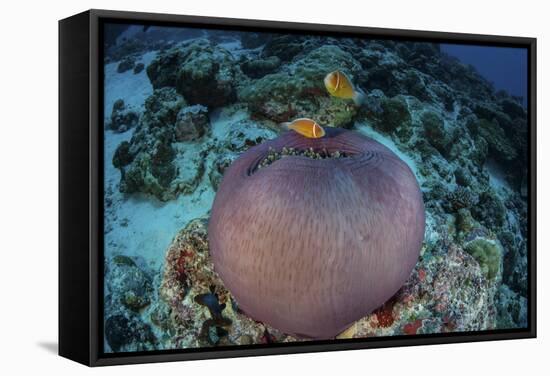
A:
[208, 128, 425, 339]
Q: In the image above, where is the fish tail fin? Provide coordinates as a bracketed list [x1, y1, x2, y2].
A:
[280, 122, 292, 130]
[352, 89, 367, 107]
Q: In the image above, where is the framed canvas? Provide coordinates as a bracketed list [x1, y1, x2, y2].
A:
[59, 9, 536, 366]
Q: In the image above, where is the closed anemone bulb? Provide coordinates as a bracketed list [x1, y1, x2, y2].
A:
[208, 128, 425, 339]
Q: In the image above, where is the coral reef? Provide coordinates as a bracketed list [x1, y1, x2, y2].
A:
[240, 56, 281, 78]
[103, 30, 530, 351]
[107, 255, 153, 311]
[117, 56, 136, 73]
[103, 255, 157, 352]
[108, 99, 140, 133]
[146, 38, 239, 108]
[112, 88, 209, 201]
[133, 62, 145, 74]
[373, 96, 412, 133]
[174, 105, 210, 142]
[464, 238, 503, 281]
[105, 313, 157, 352]
[238, 45, 361, 128]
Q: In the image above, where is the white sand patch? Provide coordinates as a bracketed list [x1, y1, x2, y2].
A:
[218, 39, 248, 59]
[354, 121, 422, 181]
[210, 107, 250, 140]
[485, 158, 511, 192]
[103, 51, 157, 124]
[104, 185, 214, 271]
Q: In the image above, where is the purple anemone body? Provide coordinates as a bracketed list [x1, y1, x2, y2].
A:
[208, 128, 425, 339]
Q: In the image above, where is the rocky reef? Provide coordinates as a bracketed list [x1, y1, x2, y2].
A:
[104, 255, 157, 352]
[103, 29, 529, 352]
[146, 38, 239, 108]
[108, 99, 140, 133]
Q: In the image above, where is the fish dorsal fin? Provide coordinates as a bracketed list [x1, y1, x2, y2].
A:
[289, 118, 315, 128]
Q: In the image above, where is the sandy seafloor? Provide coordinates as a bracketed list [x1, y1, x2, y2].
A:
[102, 33, 529, 352]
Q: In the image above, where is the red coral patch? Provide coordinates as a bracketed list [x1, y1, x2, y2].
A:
[403, 319, 423, 335]
[374, 302, 395, 328]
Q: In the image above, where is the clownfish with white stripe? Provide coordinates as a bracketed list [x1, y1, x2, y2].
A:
[324, 70, 366, 106]
[281, 118, 325, 139]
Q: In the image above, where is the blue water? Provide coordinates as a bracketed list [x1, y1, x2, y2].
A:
[441, 44, 527, 106]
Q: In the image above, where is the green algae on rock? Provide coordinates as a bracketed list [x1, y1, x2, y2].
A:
[147, 38, 239, 108]
[109, 98, 140, 133]
[464, 238, 503, 281]
[112, 88, 209, 201]
[238, 45, 361, 128]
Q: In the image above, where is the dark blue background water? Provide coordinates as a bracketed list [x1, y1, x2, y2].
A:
[441, 44, 528, 106]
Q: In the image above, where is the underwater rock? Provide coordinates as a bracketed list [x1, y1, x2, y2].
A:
[115, 128, 177, 200]
[473, 105, 528, 189]
[401, 69, 433, 103]
[361, 89, 386, 116]
[222, 117, 277, 152]
[143, 87, 187, 127]
[241, 56, 281, 78]
[239, 45, 361, 127]
[208, 153, 238, 191]
[105, 32, 140, 58]
[105, 313, 157, 352]
[261, 34, 317, 62]
[105, 255, 153, 311]
[454, 208, 489, 245]
[108, 99, 139, 133]
[503, 250, 528, 297]
[208, 128, 425, 338]
[464, 238, 503, 281]
[471, 189, 507, 229]
[421, 111, 449, 154]
[205, 115, 277, 192]
[373, 96, 411, 133]
[496, 284, 528, 328]
[469, 118, 517, 162]
[499, 98, 526, 120]
[446, 186, 480, 212]
[112, 88, 208, 201]
[146, 39, 238, 108]
[240, 32, 273, 49]
[174, 105, 210, 142]
[117, 56, 136, 73]
[133, 62, 145, 74]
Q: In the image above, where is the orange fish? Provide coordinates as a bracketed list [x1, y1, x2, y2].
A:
[324, 70, 365, 106]
[281, 118, 325, 139]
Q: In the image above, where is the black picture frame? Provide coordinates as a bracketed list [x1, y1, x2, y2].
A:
[59, 8, 537, 367]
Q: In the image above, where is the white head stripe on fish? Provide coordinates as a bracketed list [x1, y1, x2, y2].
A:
[335, 72, 341, 90]
[312, 123, 317, 138]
